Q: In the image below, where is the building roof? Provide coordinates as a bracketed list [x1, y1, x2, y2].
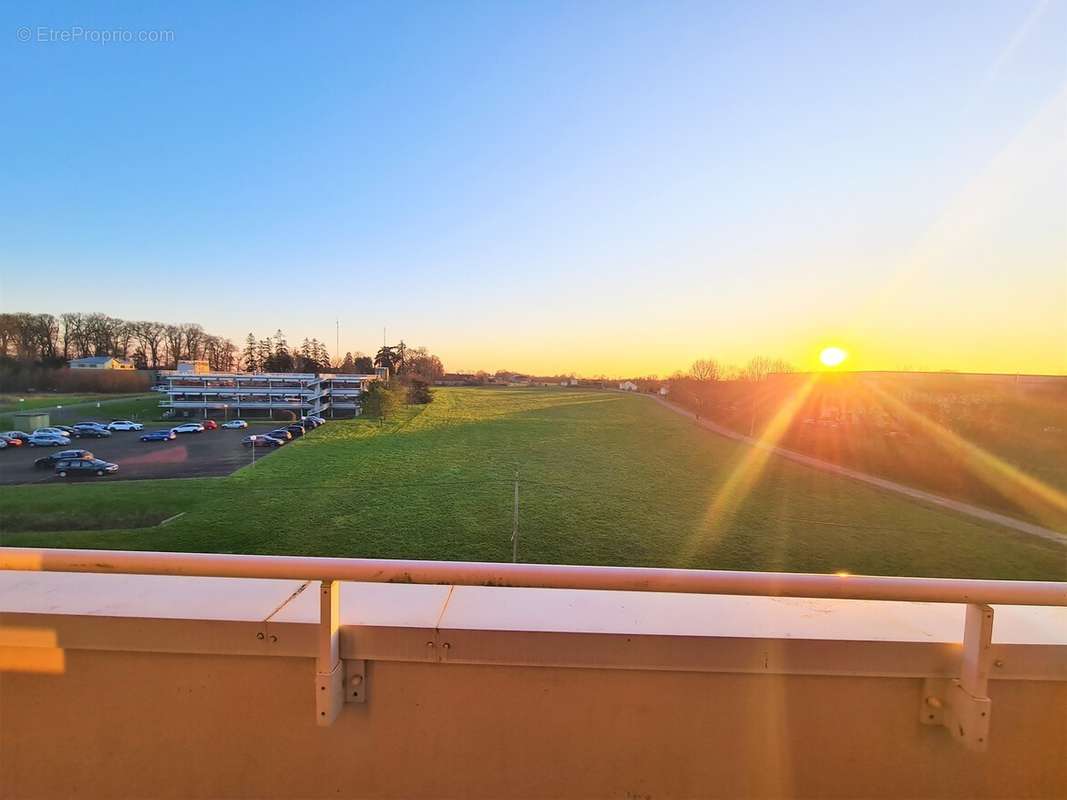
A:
[70, 356, 127, 365]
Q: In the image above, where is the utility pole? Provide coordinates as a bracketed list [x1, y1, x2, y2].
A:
[511, 469, 519, 563]
[335, 319, 339, 370]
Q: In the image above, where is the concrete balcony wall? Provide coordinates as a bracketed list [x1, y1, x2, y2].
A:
[1, 573, 1065, 799]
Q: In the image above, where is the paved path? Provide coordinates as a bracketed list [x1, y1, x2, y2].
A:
[640, 393, 1067, 546]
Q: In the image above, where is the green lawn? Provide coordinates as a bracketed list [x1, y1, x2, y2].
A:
[0, 393, 109, 411]
[0, 394, 161, 429]
[1, 388, 1063, 580]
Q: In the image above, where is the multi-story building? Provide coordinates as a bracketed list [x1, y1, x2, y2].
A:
[159, 371, 379, 419]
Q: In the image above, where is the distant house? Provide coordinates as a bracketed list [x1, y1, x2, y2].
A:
[176, 360, 210, 374]
[619, 381, 638, 392]
[658, 386, 669, 396]
[69, 356, 135, 370]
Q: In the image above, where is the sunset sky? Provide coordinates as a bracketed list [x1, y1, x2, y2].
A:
[1, 1, 1064, 376]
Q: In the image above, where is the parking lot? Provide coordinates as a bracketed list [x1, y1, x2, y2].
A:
[0, 423, 288, 485]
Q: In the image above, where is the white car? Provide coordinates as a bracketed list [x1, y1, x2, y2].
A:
[171, 422, 205, 434]
[222, 419, 248, 429]
[27, 432, 72, 447]
[108, 420, 144, 431]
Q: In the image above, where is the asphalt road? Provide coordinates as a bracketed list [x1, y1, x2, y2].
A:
[0, 424, 287, 485]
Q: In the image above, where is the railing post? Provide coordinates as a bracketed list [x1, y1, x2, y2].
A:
[315, 580, 343, 726]
[921, 603, 993, 751]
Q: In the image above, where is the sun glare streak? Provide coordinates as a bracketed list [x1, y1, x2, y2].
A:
[679, 375, 818, 565]
[867, 383, 1067, 526]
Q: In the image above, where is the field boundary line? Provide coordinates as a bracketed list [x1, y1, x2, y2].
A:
[632, 392, 1067, 545]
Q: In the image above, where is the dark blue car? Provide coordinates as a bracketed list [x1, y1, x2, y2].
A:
[140, 429, 177, 442]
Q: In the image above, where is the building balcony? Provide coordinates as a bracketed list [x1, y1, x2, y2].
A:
[0, 549, 1064, 799]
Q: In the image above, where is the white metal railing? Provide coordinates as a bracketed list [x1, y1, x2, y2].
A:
[2, 547, 1063, 748]
[1, 548, 1062, 604]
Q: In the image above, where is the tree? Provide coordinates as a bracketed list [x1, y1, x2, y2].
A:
[241, 333, 258, 372]
[256, 337, 273, 372]
[272, 330, 293, 372]
[354, 355, 374, 373]
[361, 380, 403, 424]
[164, 325, 184, 368]
[181, 323, 205, 361]
[741, 356, 794, 382]
[340, 352, 355, 372]
[374, 345, 398, 374]
[407, 378, 434, 404]
[690, 358, 722, 382]
[405, 346, 444, 383]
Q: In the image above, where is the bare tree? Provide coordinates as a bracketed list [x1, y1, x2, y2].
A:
[689, 358, 722, 382]
[181, 323, 205, 361]
[163, 325, 184, 368]
[741, 356, 794, 382]
[132, 321, 166, 368]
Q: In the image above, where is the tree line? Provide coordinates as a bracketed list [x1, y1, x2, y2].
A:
[0, 312, 238, 370]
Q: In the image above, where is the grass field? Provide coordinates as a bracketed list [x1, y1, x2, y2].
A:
[1, 388, 1063, 580]
[0, 393, 161, 429]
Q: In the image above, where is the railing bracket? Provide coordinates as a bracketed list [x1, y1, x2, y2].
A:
[920, 603, 993, 751]
[345, 659, 367, 703]
[315, 580, 344, 726]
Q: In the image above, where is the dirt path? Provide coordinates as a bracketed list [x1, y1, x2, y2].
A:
[641, 393, 1067, 546]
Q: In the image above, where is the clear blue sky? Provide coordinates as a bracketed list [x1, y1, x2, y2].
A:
[2, 1, 1064, 375]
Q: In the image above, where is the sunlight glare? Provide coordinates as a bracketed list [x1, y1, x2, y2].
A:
[819, 347, 848, 368]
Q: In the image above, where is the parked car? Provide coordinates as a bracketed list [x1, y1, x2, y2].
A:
[107, 420, 144, 431]
[73, 426, 112, 439]
[54, 458, 119, 478]
[200, 419, 219, 430]
[32, 427, 70, 438]
[35, 449, 94, 468]
[2, 431, 31, 444]
[171, 422, 205, 434]
[27, 432, 71, 447]
[53, 425, 75, 435]
[268, 429, 293, 441]
[0, 438, 6, 449]
[307, 415, 326, 425]
[0, 434, 23, 447]
[140, 429, 177, 442]
[242, 435, 283, 448]
[285, 424, 306, 438]
[222, 419, 248, 429]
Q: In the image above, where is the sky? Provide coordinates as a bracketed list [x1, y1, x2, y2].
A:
[1, 1, 1065, 376]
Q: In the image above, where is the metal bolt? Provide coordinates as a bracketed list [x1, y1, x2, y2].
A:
[442, 642, 451, 650]
[269, 634, 278, 643]
[256, 632, 265, 640]
[924, 696, 942, 709]
[350, 675, 363, 686]
[426, 641, 435, 648]
[994, 659, 1004, 668]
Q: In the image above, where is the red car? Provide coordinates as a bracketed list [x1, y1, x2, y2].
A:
[200, 419, 219, 430]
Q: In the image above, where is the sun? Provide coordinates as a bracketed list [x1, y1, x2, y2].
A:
[819, 346, 848, 368]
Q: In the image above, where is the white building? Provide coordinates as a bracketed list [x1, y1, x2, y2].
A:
[69, 356, 135, 370]
[619, 381, 638, 392]
[159, 371, 379, 419]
